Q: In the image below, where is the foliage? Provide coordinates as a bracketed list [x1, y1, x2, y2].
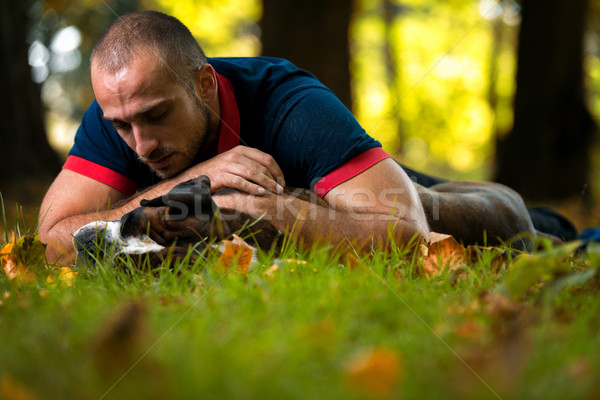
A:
[1, 214, 600, 399]
[32, 0, 600, 183]
[352, 0, 521, 180]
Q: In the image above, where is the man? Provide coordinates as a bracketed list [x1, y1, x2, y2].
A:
[39, 10, 429, 264]
[39, 11, 574, 265]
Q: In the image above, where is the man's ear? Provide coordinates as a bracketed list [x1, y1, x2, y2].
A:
[194, 63, 218, 103]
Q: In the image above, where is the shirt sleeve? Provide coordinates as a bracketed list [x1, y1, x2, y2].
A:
[313, 147, 390, 197]
[266, 86, 384, 191]
[64, 100, 153, 195]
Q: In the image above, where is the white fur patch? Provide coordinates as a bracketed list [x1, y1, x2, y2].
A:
[73, 220, 165, 255]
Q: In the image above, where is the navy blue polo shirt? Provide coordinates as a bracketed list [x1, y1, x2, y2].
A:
[64, 57, 389, 196]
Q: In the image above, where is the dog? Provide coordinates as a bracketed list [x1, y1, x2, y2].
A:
[73, 175, 537, 266]
[73, 176, 284, 266]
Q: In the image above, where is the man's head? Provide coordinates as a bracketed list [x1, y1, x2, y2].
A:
[90, 11, 220, 178]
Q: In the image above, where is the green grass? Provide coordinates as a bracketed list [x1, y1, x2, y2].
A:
[1, 214, 600, 400]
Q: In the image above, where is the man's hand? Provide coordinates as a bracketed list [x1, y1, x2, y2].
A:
[184, 145, 285, 195]
[212, 158, 430, 252]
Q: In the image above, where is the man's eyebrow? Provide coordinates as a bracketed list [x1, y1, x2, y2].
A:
[102, 99, 173, 121]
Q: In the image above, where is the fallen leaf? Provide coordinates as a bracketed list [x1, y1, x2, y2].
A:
[420, 232, 467, 277]
[216, 234, 255, 275]
[0, 374, 38, 400]
[1, 234, 47, 283]
[345, 347, 402, 398]
[263, 264, 279, 278]
[46, 267, 76, 287]
[0, 232, 15, 256]
[266, 258, 317, 277]
[455, 320, 484, 340]
[94, 301, 147, 378]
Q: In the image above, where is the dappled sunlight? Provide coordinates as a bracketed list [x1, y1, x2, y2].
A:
[352, 0, 510, 180]
[154, 0, 262, 57]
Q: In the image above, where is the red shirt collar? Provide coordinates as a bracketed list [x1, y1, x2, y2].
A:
[215, 72, 241, 153]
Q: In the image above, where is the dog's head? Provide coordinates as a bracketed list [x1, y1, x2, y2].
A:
[73, 176, 282, 266]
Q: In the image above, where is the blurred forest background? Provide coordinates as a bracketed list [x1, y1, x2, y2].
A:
[1, 0, 600, 231]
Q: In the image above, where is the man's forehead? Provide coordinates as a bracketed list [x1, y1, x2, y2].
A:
[92, 58, 177, 119]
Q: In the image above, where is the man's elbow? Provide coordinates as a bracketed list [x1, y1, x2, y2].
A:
[38, 221, 76, 266]
[389, 206, 430, 248]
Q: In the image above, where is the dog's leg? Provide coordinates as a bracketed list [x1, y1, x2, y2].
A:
[416, 181, 536, 250]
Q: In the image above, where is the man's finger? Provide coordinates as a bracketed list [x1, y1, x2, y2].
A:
[234, 146, 286, 188]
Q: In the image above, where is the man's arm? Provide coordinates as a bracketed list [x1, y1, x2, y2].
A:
[214, 158, 430, 251]
[39, 169, 189, 265]
[39, 146, 285, 265]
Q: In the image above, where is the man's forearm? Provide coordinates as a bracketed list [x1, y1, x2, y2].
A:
[213, 191, 430, 252]
[278, 197, 428, 251]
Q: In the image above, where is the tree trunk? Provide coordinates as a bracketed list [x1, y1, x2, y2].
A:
[260, 0, 354, 110]
[0, 0, 61, 182]
[494, 0, 596, 202]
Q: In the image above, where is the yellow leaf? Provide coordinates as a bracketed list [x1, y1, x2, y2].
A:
[47, 267, 76, 287]
[216, 234, 254, 275]
[1, 234, 47, 283]
[14, 235, 46, 271]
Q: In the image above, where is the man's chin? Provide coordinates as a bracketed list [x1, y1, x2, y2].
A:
[151, 166, 177, 179]
[150, 159, 190, 179]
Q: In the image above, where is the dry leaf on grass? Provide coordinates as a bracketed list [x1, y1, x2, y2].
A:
[1, 233, 76, 285]
[345, 347, 403, 398]
[215, 234, 255, 275]
[93, 301, 147, 378]
[420, 232, 467, 277]
[263, 259, 317, 278]
[0, 374, 37, 400]
[420, 233, 508, 279]
[452, 291, 533, 397]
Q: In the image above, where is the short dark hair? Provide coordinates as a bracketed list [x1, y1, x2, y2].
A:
[91, 10, 206, 85]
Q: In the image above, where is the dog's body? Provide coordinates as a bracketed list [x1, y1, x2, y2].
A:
[73, 175, 537, 264]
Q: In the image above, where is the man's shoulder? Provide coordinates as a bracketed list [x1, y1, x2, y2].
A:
[208, 56, 300, 72]
[207, 56, 322, 88]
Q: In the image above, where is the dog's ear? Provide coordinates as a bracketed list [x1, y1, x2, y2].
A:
[140, 175, 218, 220]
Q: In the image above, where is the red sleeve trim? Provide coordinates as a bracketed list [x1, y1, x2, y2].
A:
[215, 72, 241, 154]
[62, 155, 137, 196]
[313, 147, 391, 197]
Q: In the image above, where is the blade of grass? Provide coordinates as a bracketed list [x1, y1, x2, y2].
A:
[1, 193, 8, 243]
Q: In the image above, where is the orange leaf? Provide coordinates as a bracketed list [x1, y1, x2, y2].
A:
[0, 233, 15, 257]
[216, 234, 255, 275]
[421, 232, 467, 277]
[0, 374, 38, 400]
[345, 347, 402, 398]
[263, 264, 279, 278]
[1, 234, 47, 283]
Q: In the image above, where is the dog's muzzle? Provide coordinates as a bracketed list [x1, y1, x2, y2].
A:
[73, 220, 165, 265]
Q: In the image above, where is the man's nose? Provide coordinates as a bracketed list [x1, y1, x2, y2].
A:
[132, 126, 159, 158]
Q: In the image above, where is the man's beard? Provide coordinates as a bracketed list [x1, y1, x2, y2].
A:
[139, 100, 210, 179]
